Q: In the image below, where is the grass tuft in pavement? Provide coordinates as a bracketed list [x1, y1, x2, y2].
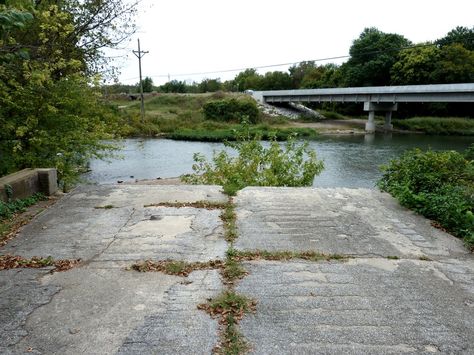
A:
[231, 249, 348, 262]
[0, 254, 81, 272]
[130, 259, 224, 277]
[144, 201, 229, 210]
[221, 199, 238, 243]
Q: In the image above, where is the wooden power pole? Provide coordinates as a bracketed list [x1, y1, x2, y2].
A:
[132, 38, 149, 122]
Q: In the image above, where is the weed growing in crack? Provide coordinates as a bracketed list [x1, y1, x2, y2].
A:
[220, 199, 237, 243]
[221, 259, 248, 284]
[130, 259, 224, 276]
[198, 290, 257, 354]
[94, 205, 115, 209]
[0, 255, 80, 272]
[418, 255, 433, 261]
[198, 290, 257, 323]
[231, 249, 348, 262]
[144, 201, 229, 210]
[217, 314, 250, 354]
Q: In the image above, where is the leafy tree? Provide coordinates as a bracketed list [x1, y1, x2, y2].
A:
[259, 71, 292, 90]
[289, 61, 316, 88]
[62, 0, 138, 75]
[342, 27, 411, 86]
[301, 63, 342, 88]
[431, 43, 474, 83]
[0, 1, 137, 185]
[233, 69, 262, 91]
[391, 44, 440, 85]
[436, 26, 474, 51]
[140, 76, 154, 93]
[198, 78, 222, 93]
[160, 80, 187, 93]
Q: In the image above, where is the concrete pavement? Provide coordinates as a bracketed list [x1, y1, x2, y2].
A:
[1, 185, 473, 354]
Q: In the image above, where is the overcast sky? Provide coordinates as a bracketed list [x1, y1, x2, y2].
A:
[113, 0, 473, 85]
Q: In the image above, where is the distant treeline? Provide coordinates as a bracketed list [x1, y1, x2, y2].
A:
[106, 26, 474, 117]
[107, 26, 473, 94]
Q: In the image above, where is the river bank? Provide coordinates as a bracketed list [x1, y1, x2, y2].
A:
[108, 93, 474, 141]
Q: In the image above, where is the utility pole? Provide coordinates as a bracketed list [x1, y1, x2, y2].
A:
[132, 38, 149, 122]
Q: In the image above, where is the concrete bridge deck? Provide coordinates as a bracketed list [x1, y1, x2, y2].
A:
[252, 83, 474, 133]
[1, 185, 473, 354]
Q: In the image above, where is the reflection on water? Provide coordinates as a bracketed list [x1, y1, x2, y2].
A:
[84, 134, 474, 188]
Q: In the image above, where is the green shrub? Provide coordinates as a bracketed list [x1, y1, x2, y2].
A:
[378, 148, 474, 249]
[182, 124, 324, 196]
[203, 98, 260, 123]
[465, 143, 474, 161]
[0, 193, 46, 220]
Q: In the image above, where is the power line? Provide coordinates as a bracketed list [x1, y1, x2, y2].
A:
[121, 37, 474, 82]
[121, 54, 349, 82]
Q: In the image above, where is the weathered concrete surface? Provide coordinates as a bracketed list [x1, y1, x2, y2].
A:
[2, 185, 227, 262]
[0, 185, 226, 354]
[235, 187, 468, 259]
[1, 185, 473, 354]
[237, 260, 474, 354]
[96, 206, 226, 262]
[118, 270, 221, 354]
[0, 268, 60, 353]
[233, 187, 474, 354]
[3, 268, 178, 354]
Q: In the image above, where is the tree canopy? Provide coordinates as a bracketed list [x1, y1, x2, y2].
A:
[0, 0, 138, 185]
[341, 27, 411, 87]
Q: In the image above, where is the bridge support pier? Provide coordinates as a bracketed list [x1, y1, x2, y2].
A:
[364, 102, 398, 133]
[384, 111, 393, 131]
[366, 111, 376, 133]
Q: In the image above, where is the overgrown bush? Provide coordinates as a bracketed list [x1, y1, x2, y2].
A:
[0, 193, 46, 220]
[378, 148, 474, 249]
[182, 124, 324, 195]
[203, 98, 260, 124]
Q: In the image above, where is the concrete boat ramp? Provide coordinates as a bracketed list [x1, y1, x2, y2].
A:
[1, 185, 473, 354]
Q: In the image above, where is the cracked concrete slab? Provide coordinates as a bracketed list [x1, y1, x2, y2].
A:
[96, 206, 227, 263]
[0, 268, 60, 354]
[28, 269, 175, 353]
[67, 184, 227, 208]
[236, 260, 474, 354]
[1, 185, 473, 354]
[1, 261, 223, 355]
[118, 270, 222, 355]
[234, 187, 468, 259]
[2, 185, 227, 263]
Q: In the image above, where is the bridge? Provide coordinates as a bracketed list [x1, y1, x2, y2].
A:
[251, 83, 474, 133]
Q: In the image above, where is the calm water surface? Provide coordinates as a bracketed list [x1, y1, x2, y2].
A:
[84, 134, 474, 188]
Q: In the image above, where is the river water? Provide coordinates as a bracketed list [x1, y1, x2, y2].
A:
[84, 134, 474, 189]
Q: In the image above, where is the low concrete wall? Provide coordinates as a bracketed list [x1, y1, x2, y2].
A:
[0, 168, 58, 202]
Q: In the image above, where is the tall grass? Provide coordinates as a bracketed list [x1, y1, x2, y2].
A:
[109, 93, 317, 141]
[393, 117, 474, 135]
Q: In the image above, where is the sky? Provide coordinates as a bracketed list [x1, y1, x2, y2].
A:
[112, 0, 474, 86]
